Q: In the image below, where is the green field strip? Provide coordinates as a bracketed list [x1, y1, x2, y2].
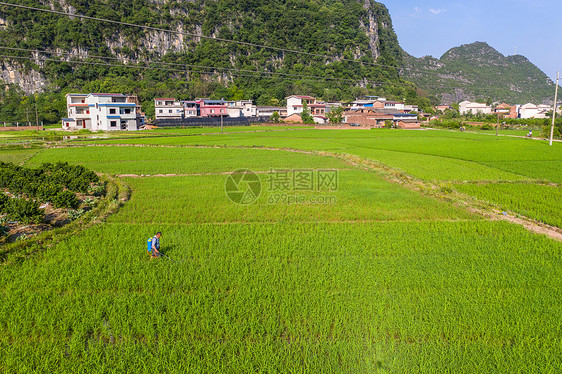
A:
[1, 221, 561, 372]
[24, 146, 353, 175]
[0, 147, 41, 164]
[108, 171, 476, 225]
[455, 182, 562, 229]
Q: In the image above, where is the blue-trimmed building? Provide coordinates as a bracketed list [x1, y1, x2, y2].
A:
[63, 93, 144, 131]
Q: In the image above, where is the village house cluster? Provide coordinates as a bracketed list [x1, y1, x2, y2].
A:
[439, 101, 559, 119]
[61, 93, 422, 131]
[155, 95, 421, 127]
[61, 92, 560, 132]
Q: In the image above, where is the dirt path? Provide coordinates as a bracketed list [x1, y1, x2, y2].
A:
[116, 168, 350, 178]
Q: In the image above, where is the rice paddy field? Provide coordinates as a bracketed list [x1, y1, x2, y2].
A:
[1, 126, 561, 372]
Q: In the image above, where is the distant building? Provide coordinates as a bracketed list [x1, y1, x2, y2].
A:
[286, 95, 317, 116]
[435, 105, 452, 112]
[344, 108, 394, 128]
[519, 103, 539, 119]
[182, 101, 199, 117]
[155, 98, 183, 120]
[63, 93, 142, 131]
[519, 103, 552, 119]
[343, 107, 420, 128]
[257, 106, 287, 117]
[237, 100, 257, 117]
[459, 101, 492, 115]
[286, 95, 327, 122]
[403, 104, 419, 113]
[199, 99, 228, 117]
[509, 105, 520, 119]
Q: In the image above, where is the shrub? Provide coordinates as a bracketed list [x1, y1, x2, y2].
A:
[68, 175, 92, 193]
[0, 193, 8, 211]
[52, 190, 79, 209]
[7, 198, 44, 224]
[36, 183, 64, 202]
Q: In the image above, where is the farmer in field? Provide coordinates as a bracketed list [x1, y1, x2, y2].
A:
[148, 232, 163, 258]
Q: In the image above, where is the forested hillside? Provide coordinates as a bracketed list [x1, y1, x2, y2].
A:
[401, 42, 555, 105]
[0, 0, 433, 121]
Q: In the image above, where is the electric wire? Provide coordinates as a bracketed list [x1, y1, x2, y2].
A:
[0, 1, 401, 70]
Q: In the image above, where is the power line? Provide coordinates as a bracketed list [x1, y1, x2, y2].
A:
[0, 53, 404, 87]
[0, 1, 401, 70]
[0, 50, 534, 98]
[0, 1, 546, 97]
[0, 46, 372, 84]
[2, 50, 520, 93]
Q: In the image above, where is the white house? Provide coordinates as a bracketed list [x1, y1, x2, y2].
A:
[286, 95, 317, 116]
[226, 105, 243, 118]
[459, 101, 492, 115]
[155, 98, 183, 120]
[383, 101, 406, 111]
[257, 106, 287, 117]
[519, 103, 539, 119]
[286, 95, 327, 123]
[63, 93, 141, 131]
[537, 104, 553, 119]
[237, 100, 257, 117]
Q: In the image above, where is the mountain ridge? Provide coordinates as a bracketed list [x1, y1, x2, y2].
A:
[401, 41, 554, 105]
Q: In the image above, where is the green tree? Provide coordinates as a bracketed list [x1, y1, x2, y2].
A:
[326, 106, 344, 124]
[270, 111, 280, 123]
[301, 101, 314, 124]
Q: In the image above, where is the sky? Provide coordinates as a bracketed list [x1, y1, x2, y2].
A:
[385, 0, 561, 82]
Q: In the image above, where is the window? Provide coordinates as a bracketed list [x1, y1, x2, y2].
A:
[110, 121, 117, 127]
[109, 108, 116, 114]
[168, 109, 172, 113]
[159, 110, 163, 113]
[210, 109, 215, 114]
[124, 108, 131, 114]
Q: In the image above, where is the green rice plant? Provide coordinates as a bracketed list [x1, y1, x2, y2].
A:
[26, 146, 353, 175]
[74, 127, 561, 182]
[1, 221, 561, 372]
[2, 126, 562, 372]
[111, 171, 475, 225]
[455, 183, 562, 228]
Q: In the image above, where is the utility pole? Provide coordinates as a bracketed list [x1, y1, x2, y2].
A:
[496, 111, 499, 136]
[220, 114, 223, 133]
[35, 95, 39, 127]
[550, 72, 559, 146]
